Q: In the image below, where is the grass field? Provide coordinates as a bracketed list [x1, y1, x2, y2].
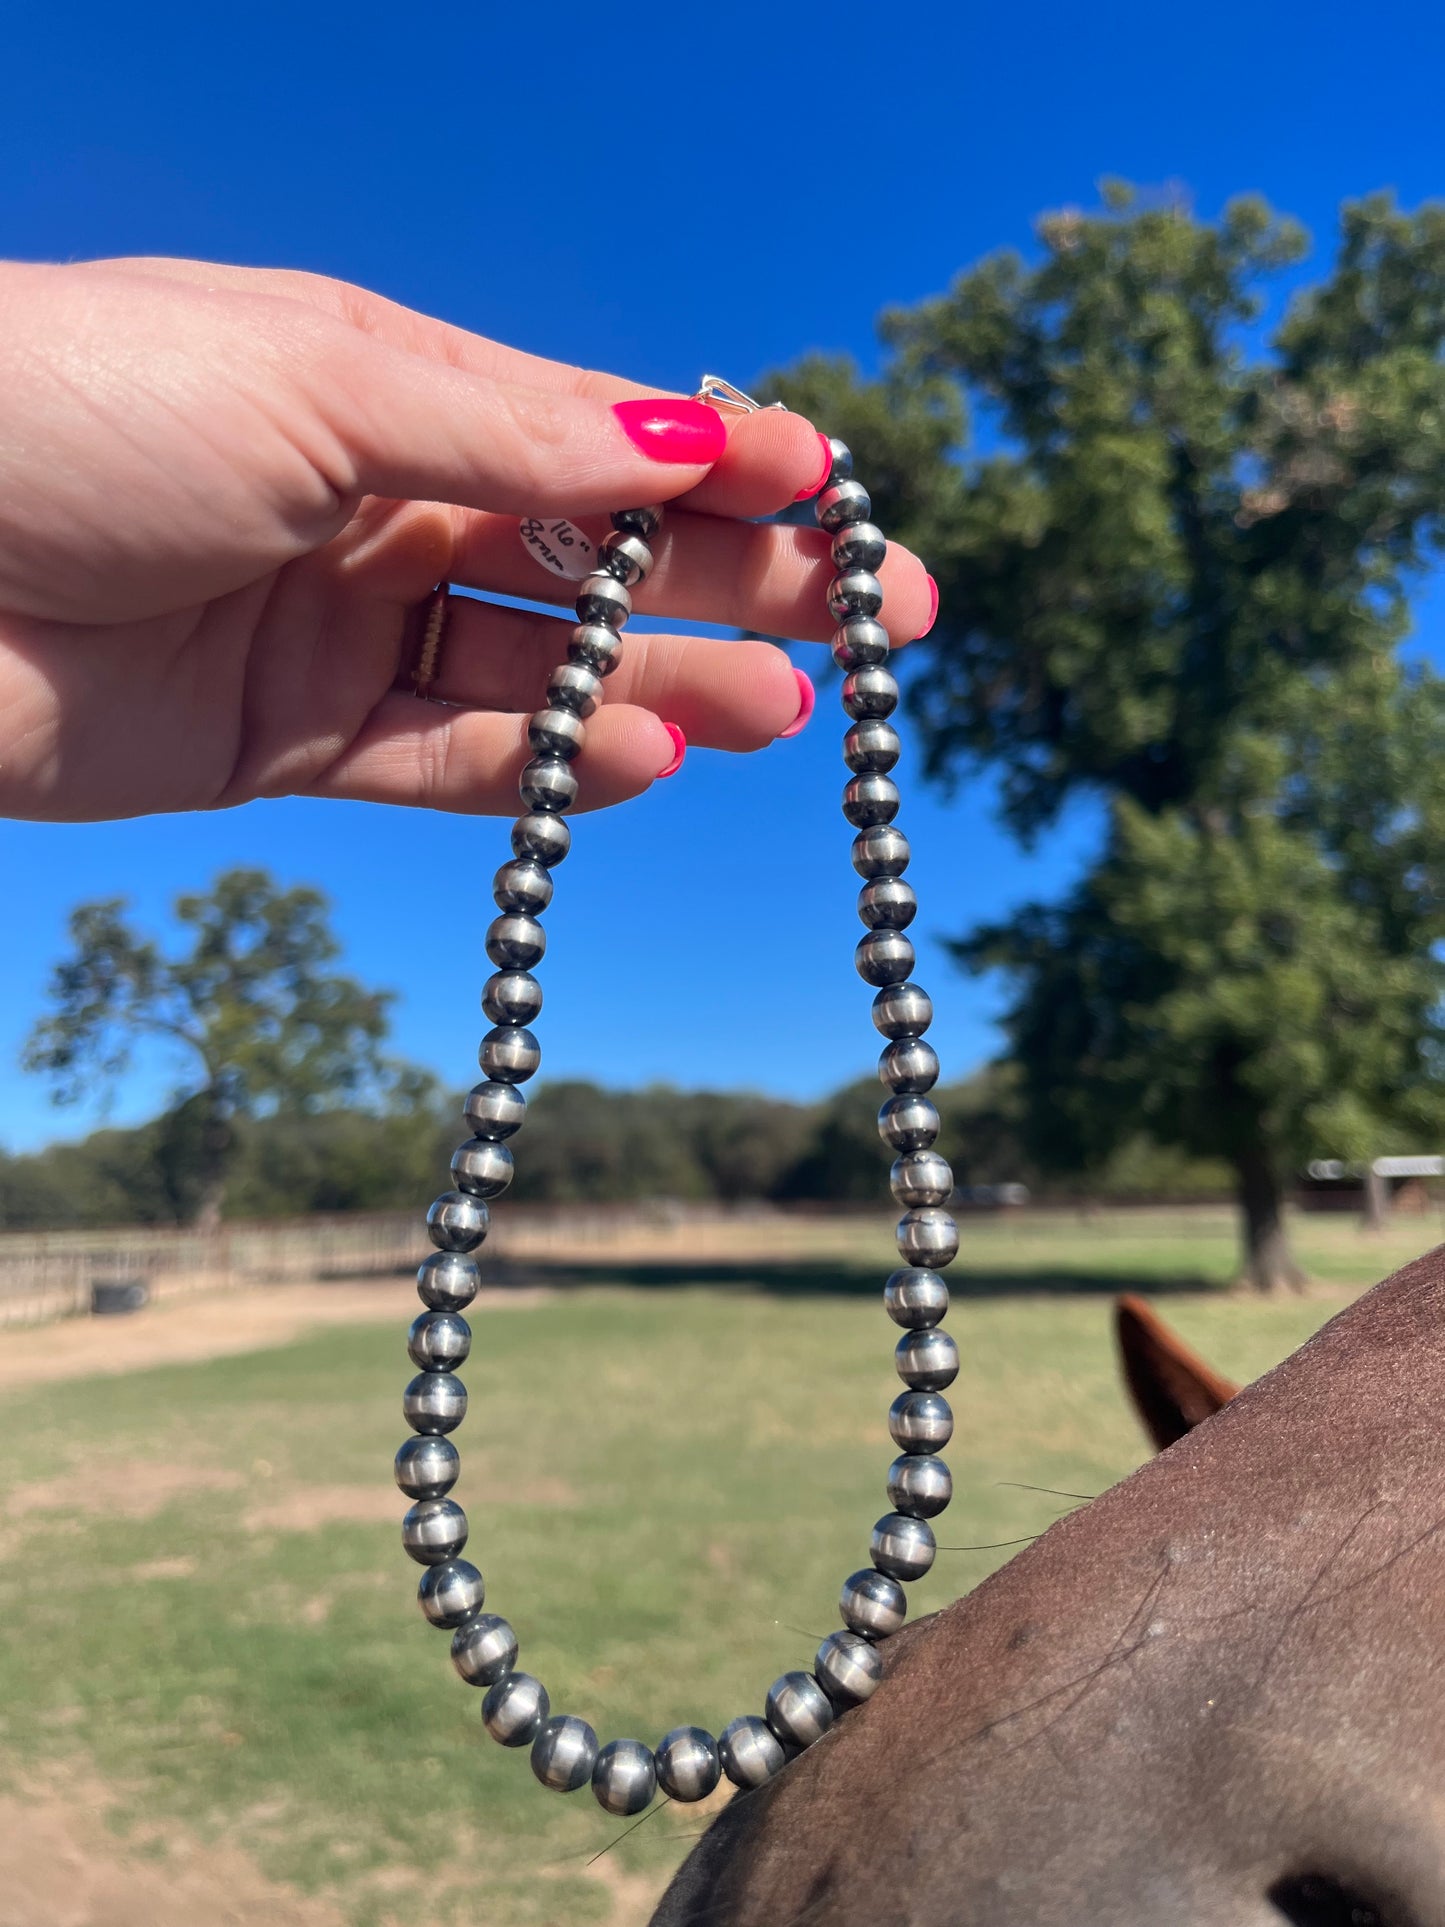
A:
[0, 1204, 1436, 1926]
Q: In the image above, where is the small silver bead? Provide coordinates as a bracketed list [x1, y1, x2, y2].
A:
[889, 1390, 954, 1453]
[527, 707, 586, 760]
[879, 1094, 940, 1152]
[597, 530, 654, 586]
[891, 1151, 955, 1208]
[592, 1738, 657, 1815]
[569, 622, 624, 676]
[871, 1513, 937, 1582]
[842, 666, 899, 719]
[519, 757, 578, 814]
[896, 1327, 960, 1391]
[511, 815, 571, 868]
[464, 1081, 526, 1141]
[717, 1715, 786, 1789]
[417, 1248, 481, 1312]
[403, 1370, 467, 1436]
[824, 439, 853, 485]
[407, 1310, 471, 1373]
[575, 573, 631, 628]
[483, 1671, 549, 1746]
[883, 1268, 949, 1329]
[817, 480, 871, 532]
[815, 1630, 883, 1706]
[832, 618, 891, 671]
[451, 1137, 515, 1200]
[897, 1207, 959, 1269]
[842, 773, 900, 827]
[858, 878, 917, 931]
[402, 1497, 468, 1566]
[485, 915, 546, 971]
[828, 571, 884, 623]
[844, 721, 901, 774]
[611, 505, 663, 539]
[417, 1558, 485, 1628]
[872, 981, 934, 1039]
[888, 1453, 953, 1519]
[531, 1715, 599, 1792]
[394, 1434, 460, 1501]
[879, 1038, 940, 1092]
[654, 1726, 721, 1802]
[855, 931, 916, 987]
[832, 522, 887, 573]
[852, 825, 911, 879]
[493, 858, 554, 917]
[426, 1193, 489, 1254]
[546, 662, 603, 719]
[482, 971, 543, 1027]
[452, 1611, 519, 1686]
[765, 1672, 835, 1750]
[839, 1568, 906, 1638]
[479, 1026, 541, 1084]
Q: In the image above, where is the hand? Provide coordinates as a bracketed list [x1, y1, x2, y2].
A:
[0, 259, 934, 823]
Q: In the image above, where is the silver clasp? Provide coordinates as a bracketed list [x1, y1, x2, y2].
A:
[694, 374, 786, 413]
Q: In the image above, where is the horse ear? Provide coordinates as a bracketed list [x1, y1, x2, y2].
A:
[1114, 1294, 1239, 1452]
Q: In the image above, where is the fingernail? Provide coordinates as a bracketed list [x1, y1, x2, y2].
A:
[657, 723, 687, 778]
[613, 398, 728, 465]
[793, 432, 833, 502]
[913, 574, 939, 640]
[778, 668, 815, 739]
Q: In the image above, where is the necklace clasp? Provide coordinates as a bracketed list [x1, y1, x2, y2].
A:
[694, 374, 786, 413]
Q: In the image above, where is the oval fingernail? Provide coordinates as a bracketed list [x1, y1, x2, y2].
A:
[778, 668, 815, 739]
[657, 723, 687, 778]
[913, 574, 939, 641]
[793, 432, 833, 502]
[613, 399, 728, 465]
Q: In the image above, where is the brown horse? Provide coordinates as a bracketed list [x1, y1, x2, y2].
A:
[654, 1249, 1445, 1927]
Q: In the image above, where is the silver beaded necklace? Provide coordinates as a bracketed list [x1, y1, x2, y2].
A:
[393, 384, 957, 1818]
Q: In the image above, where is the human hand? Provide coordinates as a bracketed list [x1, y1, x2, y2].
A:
[0, 259, 935, 823]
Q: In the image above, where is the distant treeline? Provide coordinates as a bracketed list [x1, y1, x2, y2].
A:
[0, 1071, 1234, 1231]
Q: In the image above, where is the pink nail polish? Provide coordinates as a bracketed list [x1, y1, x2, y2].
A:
[913, 574, 939, 640]
[793, 432, 833, 502]
[778, 668, 815, 739]
[613, 399, 727, 465]
[656, 723, 687, 778]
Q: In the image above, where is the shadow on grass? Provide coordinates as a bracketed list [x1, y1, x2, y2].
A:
[470, 1256, 1221, 1300]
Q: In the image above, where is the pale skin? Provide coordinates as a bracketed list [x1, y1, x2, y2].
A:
[0, 258, 934, 824]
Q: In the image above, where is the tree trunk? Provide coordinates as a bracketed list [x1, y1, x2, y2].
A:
[1361, 1164, 1390, 1231]
[1233, 1144, 1307, 1293]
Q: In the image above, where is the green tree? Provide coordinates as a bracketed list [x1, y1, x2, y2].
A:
[771, 190, 1445, 1288]
[23, 868, 395, 1228]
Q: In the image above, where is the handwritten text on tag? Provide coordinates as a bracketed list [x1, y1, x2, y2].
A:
[518, 517, 596, 580]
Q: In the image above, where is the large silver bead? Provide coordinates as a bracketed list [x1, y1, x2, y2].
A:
[816, 480, 871, 532]
[464, 1080, 526, 1141]
[832, 522, 887, 573]
[482, 971, 543, 1027]
[485, 914, 545, 971]
[841, 666, 898, 719]
[512, 813, 572, 867]
[858, 878, 917, 931]
[417, 1248, 481, 1312]
[897, 1207, 959, 1269]
[717, 1715, 786, 1789]
[879, 1038, 940, 1093]
[828, 571, 884, 622]
[852, 824, 911, 878]
[592, 1738, 657, 1815]
[407, 1310, 471, 1373]
[403, 1370, 467, 1435]
[832, 618, 891, 672]
[417, 1558, 485, 1628]
[883, 1268, 949, 1329]
[872, 982, 933, 1039]
[891, 1151, 955, 1208]
[519, 756, 578, 814]
[546, 662, 603, 719]
[575, 573, 631, 628]
[888, 1453, 953, 1519]
[479, 1026, 541, 1084]
[839, 1568, 906, 1638]
[896, 1327, 960, 1390]
[824, 438, 853, 485]
[879, 1094, 940, 1151]
[597, 531, 654, 586]
[889, 1390, 954, 1453]
[451, 1611, 519, 1686]
[528, 707, 586, 760]
[451, 1137, 515, 1199]
[611, 504, 664, 539]
[492, 857, 553, 916]
[531, 1715, 599, 1792]
[764, 1672, 835, 1750]
[872, 1512, 937, 1582]
[842, 773, 900, 827]
[402, 1497, 468, 1565]
[394, 1433, 460, 1501]
[814, 1630, 884, 1706]
[569, 621, 624, 676]
[844, 721, 901, 774]
[655, 1726, 721, 1803]
[855, 931, 916, 987]
[426, 1193, 489, 1255]
[483, 1670, 549, 1746]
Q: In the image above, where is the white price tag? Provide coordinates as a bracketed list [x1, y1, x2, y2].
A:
[518, 516, 596, 580]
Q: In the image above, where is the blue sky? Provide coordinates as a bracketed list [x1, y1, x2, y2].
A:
[1, 0, 1443, 1149]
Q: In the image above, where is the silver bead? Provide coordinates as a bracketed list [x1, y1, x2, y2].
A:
[839, 1568, 906, 1639]
[888, 1453, 952, 1519]
[832, 618, 891, 671]
[844, 721, 901, 774]
[493, 857, 554, 917]
[852, 825, 911, 879]
[394, 1433, 460, 1501]
[842, 666, 899, 719]
[403, 1370, 467, 1436]
[897, 1207, 959, 1269]
[417, 1248, 481, 1312]
[482, 970, 543, 1027]
[407, 1310, 471, 1372]
[879, 1038, 939, 1092]
[451, 1611, 519, 1686]
[575, 573, 631, 628]
[569, 622, 624, 676]
[592, 1738, 657, 1815]
[546, 662, 603, 719]
[417, 1558, 485, 1628]
[883, 1268, 949, 1329]
[402, 1497, 468, 1565]
[872, 982, 933, 1039]
[816, 480, 871, 532]
[511, 814, 571, 868]
[828, 571, 884, 623]
[824, 439, 853, 485]
[485, 914, 546, 971]
[527, 707, 586, 760]
[451, 1136, 515, 1199]
[479, 1026, 541, 1084]
[597, 531, 653, 586]
[814, 1630, 883, 1706]
[896, 1327, 960, 1390]
[832, 522, 887, 573]
[483, 1670, 549, 1746]
[872, 1512, 937, 1582]
[879, 1094, 939, 1151]
[855, 931, 916, 987]
[464, 1080, 526, 1140]
[717, 1715, 786, 1789]
[891, 1151, 955, 1208]
[842, 773, 900, 827]
[764, 1671, 835, 1750]
[531, 1715, 599, 1792]
[888, 1390, 954, 1453]
[858, 878, 917, 931]
[519, 756, 578, 813]
[426, 1193, 490, 1254]
[611, 504, 663, 539]
[654, 1726, 720, 1803]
